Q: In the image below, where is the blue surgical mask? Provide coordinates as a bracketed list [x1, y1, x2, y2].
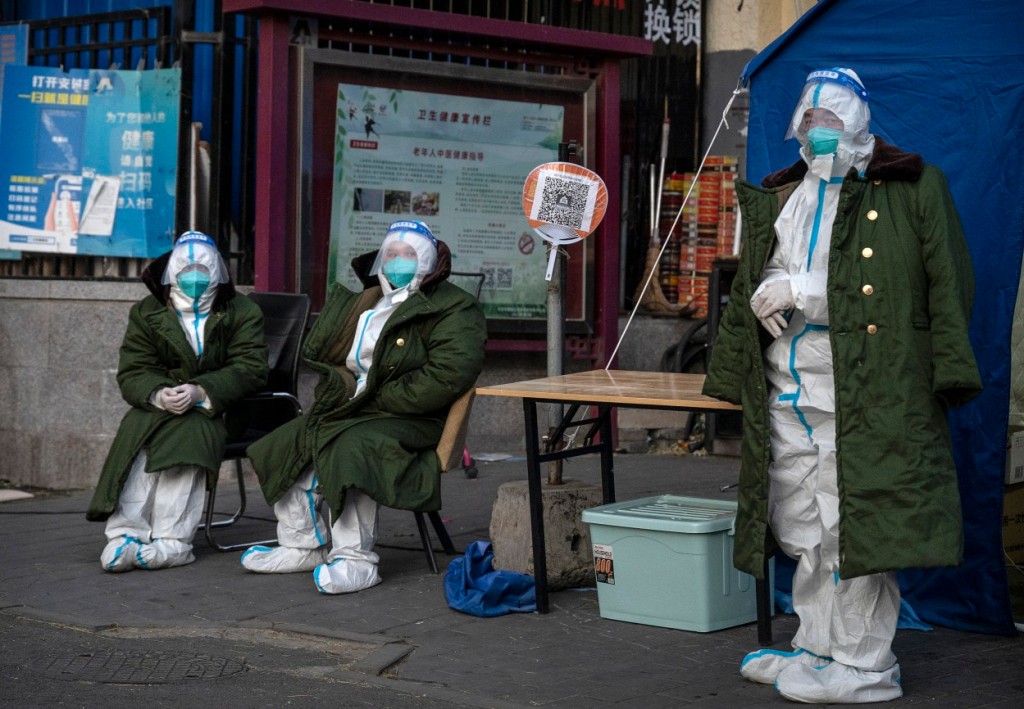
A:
[177, 271, 211, 299]
[383, 257, 418, 288]
[806, 126, 842, 156]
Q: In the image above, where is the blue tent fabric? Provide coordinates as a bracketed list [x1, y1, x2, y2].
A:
[739, 0, 1023, 636]
[444, 541, 537, 618]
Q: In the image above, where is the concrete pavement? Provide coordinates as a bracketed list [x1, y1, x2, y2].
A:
[2, 452, 1023, 707]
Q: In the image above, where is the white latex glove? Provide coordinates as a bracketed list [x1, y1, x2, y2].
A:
[157, 384, 205, 415]
[176, 383, 205, 409]
[750, 278, 796, 319]
[758, 311, 790, 339]
[154, 386, 183, 412]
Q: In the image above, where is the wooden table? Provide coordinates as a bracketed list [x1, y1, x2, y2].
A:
[477, 370, 773, 643]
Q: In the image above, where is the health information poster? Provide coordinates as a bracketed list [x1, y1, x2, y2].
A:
[329, 84, 563, 318]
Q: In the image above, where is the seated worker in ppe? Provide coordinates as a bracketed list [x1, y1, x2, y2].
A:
[86, 231, 269, 571]
[702, 68, 981, 704]
[241, 220, 486, 595]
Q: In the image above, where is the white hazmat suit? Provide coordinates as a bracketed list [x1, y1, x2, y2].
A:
[739, 69, 903, 704]
[241, 221, 440, 595]
[101, 231, 230, 571]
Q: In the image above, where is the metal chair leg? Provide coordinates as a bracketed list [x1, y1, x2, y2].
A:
[202, 459, 276, 552]
[200, 459, 247, 531]
[414, 511, 439, 574]
[412, 511, 457, 574]
[427, 511, 456, 555]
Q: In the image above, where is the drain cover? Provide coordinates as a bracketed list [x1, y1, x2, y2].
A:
[37, 651, 246, 684]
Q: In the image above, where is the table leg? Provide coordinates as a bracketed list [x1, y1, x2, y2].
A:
[523, 398, 549, 613]
[757, 553, 773, 645]
[598, 405, 615, 504]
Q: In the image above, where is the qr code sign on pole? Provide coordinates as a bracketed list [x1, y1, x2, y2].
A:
[530, 169, 600, 234]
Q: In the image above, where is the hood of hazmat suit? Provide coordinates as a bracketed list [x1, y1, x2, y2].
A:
[785, 67, 874, 174]
[349, 220, 440, 396]
[161, 230, 230, 355]
[368, 220, 439, 295]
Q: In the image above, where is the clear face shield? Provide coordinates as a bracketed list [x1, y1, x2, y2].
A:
[161, 231, 229, 299]
[785, 68, 872, 160]
[369, 220, 438, 292]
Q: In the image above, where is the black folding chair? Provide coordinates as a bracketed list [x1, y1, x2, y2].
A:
[200, 292, 310, 551]
[412, 388, 477, 573]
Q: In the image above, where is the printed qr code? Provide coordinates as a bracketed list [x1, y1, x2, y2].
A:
[496, 268, 513, 290]
[481, 267, 513, 291]
[481, 267, 496, 290]
[536, 176, 588, 230]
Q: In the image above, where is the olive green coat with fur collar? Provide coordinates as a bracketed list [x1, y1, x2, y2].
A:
[86, 252, 268, 521]
[703, 138, 982, 580]
[247, 241, 486, 519]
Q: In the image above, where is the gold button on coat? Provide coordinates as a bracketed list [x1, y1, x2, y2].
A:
[862, 284, 874, 295]
[867, 324, 878, 335]
[873, 179, 882, 185]
[862, 247, 873, 258]
[396, 338, 405, 347]
[866, 209, 879, 221]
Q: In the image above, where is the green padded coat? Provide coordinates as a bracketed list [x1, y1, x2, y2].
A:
[87, 252, 269, 521]
[702, 138, 982, 580]
[247, 242, 486, 519]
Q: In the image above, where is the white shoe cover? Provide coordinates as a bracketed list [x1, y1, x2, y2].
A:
[100, 535, 142, 573]
[135, 539, 195, 570]
[740, 647, 831, 684]
[776, 661, 902, 704]
[241, 545, 328, 573]
[312, 558, 381, 594]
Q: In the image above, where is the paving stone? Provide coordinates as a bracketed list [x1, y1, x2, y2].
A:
[2, 456, 1023, 707]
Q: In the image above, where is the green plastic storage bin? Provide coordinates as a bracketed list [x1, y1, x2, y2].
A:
[581, 495, 771, 632]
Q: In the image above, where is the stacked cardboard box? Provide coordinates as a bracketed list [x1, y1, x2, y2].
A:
[657, 190, 683, 305]
[660, 157, 739, 317]
[718, 173, 739, 257]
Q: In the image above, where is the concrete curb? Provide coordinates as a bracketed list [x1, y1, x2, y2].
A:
[1, 606, 117, 634]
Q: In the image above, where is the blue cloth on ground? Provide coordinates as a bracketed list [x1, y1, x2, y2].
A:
[444, 541, 536, 617]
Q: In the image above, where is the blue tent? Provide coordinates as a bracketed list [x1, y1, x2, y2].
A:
[741, 0, 1024, 635]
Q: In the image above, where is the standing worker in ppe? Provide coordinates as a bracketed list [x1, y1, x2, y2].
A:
[242, 220, 486, 594]
[87, 231, 268, 570]
[703, 68, 981, 703]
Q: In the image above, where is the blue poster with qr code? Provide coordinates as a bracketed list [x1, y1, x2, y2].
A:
[0, 64, 178, 257]
[0, 65, 89, 253]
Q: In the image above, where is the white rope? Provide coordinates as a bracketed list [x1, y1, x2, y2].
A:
[605, 81, 745, 371]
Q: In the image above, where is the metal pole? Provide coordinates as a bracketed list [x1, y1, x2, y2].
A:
[545, 141, 577, 485]
[546, 239, 564, 485]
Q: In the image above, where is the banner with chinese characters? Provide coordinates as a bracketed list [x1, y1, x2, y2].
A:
[640, 0, 701, 166]
[643, 0, 701, 49]
[0, 65, 179, 257]
[329, 83, 564, 319]
[78, 68, 179, 257]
